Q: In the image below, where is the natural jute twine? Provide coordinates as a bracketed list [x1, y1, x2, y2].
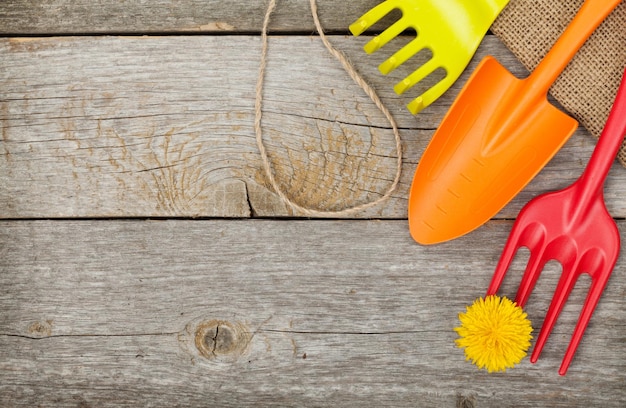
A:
[255, 0, 403, 216]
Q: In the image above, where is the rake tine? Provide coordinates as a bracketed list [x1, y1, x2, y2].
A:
[363, 17, 410, 54]
[394, 57, 438, 95]
[406, 73, 455, 114]
[530, 262, 580, 365]
[379, 35, 427, 74]
[559, 263, 615, 375]
[349, 0, 403, 36]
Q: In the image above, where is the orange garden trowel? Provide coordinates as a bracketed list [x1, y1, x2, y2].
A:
[408, 0, 622, 245]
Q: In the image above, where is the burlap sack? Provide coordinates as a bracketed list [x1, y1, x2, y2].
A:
[491, 0, 626, 167]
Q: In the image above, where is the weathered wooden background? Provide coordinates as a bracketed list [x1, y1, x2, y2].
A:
[1, 1, 625, 407]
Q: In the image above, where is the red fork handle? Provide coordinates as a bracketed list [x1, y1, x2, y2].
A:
[576, 68, 626, 201]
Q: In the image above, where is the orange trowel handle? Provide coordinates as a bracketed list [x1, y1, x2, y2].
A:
[527, 0, 622, 94]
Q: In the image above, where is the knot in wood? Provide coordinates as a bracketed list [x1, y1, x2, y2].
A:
[28, 320, 53, 338]
[456, 394, 476, 408]
[194, 320, 250, 359]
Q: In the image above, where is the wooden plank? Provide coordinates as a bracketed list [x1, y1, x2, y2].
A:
[1, 0, 388, 35]
[1, 219, 625, 406]
[2, 35, 624, 219]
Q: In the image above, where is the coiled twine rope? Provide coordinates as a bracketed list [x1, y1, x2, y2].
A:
[255, 0, 403, 216]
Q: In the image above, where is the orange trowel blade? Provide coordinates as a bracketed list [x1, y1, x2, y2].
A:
[408, 56, 578, 244]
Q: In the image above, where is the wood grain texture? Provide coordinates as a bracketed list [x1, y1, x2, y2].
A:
[2, 1, 625, 406]
[1, 220, 625, 407]
[0, 0, 387, 35]
[2, 35, 624, 219]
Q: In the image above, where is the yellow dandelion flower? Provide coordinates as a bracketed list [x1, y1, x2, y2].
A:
[454, 295, 533, 373]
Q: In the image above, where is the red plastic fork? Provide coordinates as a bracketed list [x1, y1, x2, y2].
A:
[486, 68, 626, 375]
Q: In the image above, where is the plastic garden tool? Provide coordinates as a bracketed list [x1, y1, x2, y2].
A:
[486, 67, 626, 375]
[349, 0, 509, 114]
[408, 0, 621, 244]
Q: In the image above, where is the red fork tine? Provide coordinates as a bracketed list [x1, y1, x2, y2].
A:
[564, 237, 619, 372]
[487, 219, 547, 306]
[515, 241, 549, 308]
[486, 237, 519, 297]
[530, 256, 581, 366]
[486, 222, 529, 297]
[560, 256, 616, 375]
